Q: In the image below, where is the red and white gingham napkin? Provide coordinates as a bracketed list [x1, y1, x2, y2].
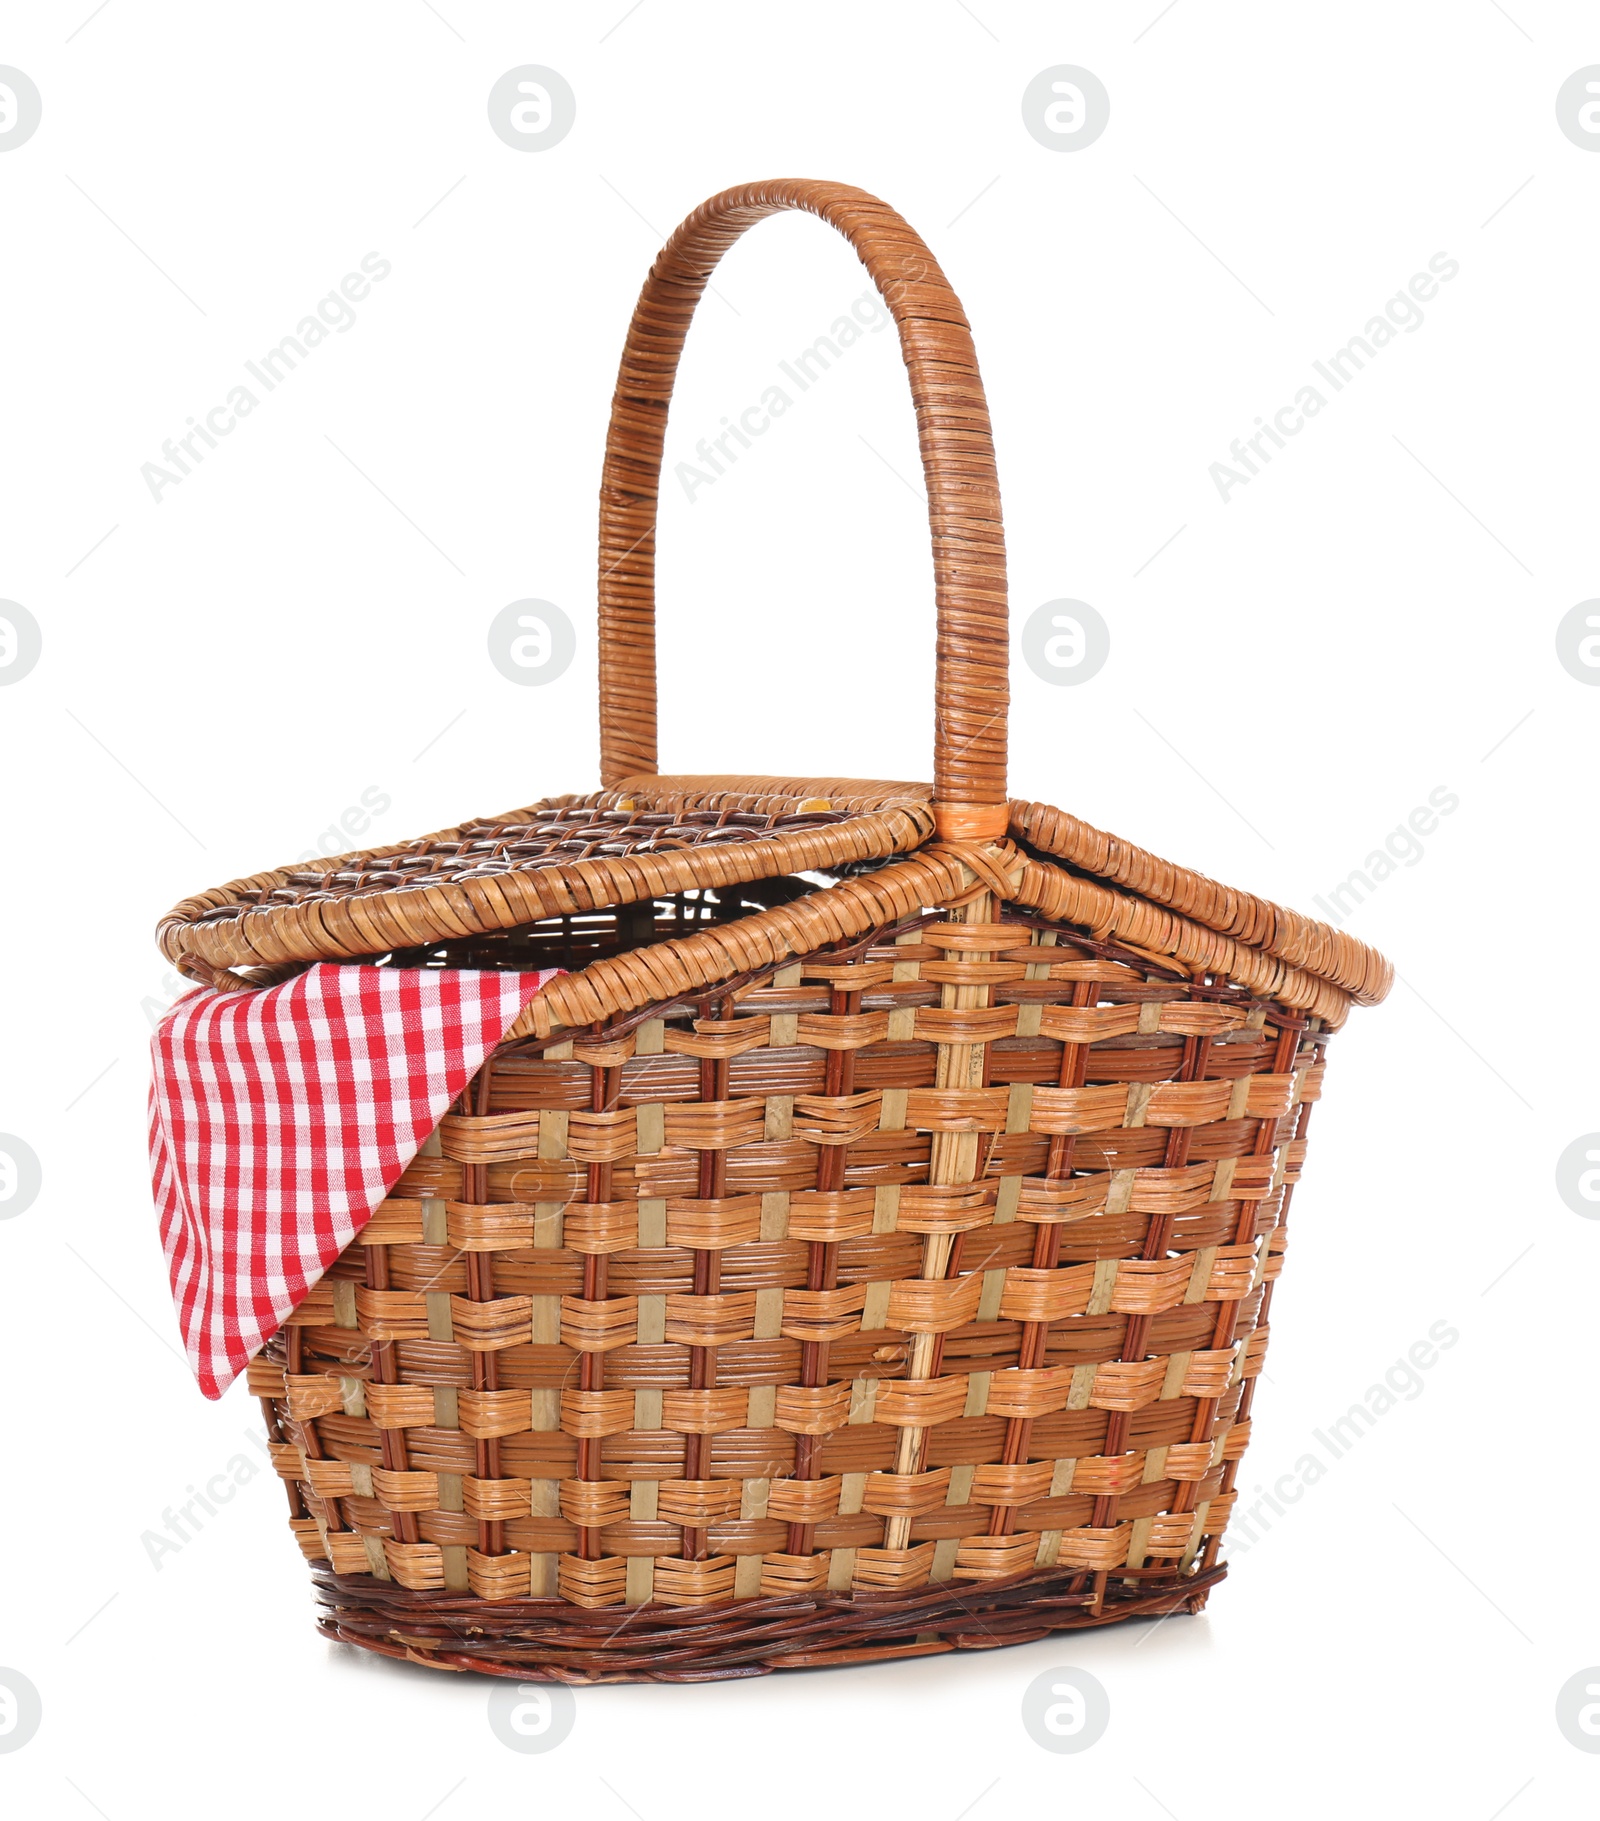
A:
[148, 963, 562, 1399]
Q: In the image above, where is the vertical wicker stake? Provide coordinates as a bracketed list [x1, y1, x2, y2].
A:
[881, 884, 994, 1566]
[784, 975, 859, 1565]
[1078, 1013, 1208, 1613]
[460, 1061, 515, 1590]
[679, 996, 731, 1582]
[985, 971, 1095, 1544]
[362, 1213, 422, 1556]
[577, 1037, 616, 1563]
[277, 1324, 343, 1546]
[559, 1029, 633, 1608]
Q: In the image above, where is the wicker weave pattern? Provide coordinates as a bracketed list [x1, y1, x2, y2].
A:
[190, 807, 853, 919]
[254, 897, 1321, 1672]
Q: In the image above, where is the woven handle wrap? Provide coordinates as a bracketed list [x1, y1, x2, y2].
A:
[598, 179, 1009, 842]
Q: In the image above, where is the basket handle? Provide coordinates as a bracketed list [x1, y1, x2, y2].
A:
[597, 179, 1009, 843]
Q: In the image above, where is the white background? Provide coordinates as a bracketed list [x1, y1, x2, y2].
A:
[2, 2, 1595, 1815]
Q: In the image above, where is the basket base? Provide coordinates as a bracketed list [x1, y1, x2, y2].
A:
[312, 1561, 1226, 1683]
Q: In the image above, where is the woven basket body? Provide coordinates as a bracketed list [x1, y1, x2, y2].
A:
[158, 182, 1389, 1681]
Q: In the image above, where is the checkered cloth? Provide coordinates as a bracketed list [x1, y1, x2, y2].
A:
[148, 963, 561, 1398]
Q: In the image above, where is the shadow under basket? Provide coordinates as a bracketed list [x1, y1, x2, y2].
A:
[157, 179, 1391, 1682]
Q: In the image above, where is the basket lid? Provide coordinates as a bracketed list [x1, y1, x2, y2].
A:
[157, 779, 933, 977]
[159, 773, 1391, 1021]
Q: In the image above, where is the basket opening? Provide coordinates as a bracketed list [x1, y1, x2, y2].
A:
[375, 871, 853, 977]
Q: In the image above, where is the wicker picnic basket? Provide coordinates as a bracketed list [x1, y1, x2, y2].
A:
[157, 179, 1392, 1681]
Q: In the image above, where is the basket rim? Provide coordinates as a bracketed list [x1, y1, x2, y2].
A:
[507, 843, 1362, 1038]
[155, 775, 1391, 1025]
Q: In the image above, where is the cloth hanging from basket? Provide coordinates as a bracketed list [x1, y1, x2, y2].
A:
[147, 963, 562, 1399]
